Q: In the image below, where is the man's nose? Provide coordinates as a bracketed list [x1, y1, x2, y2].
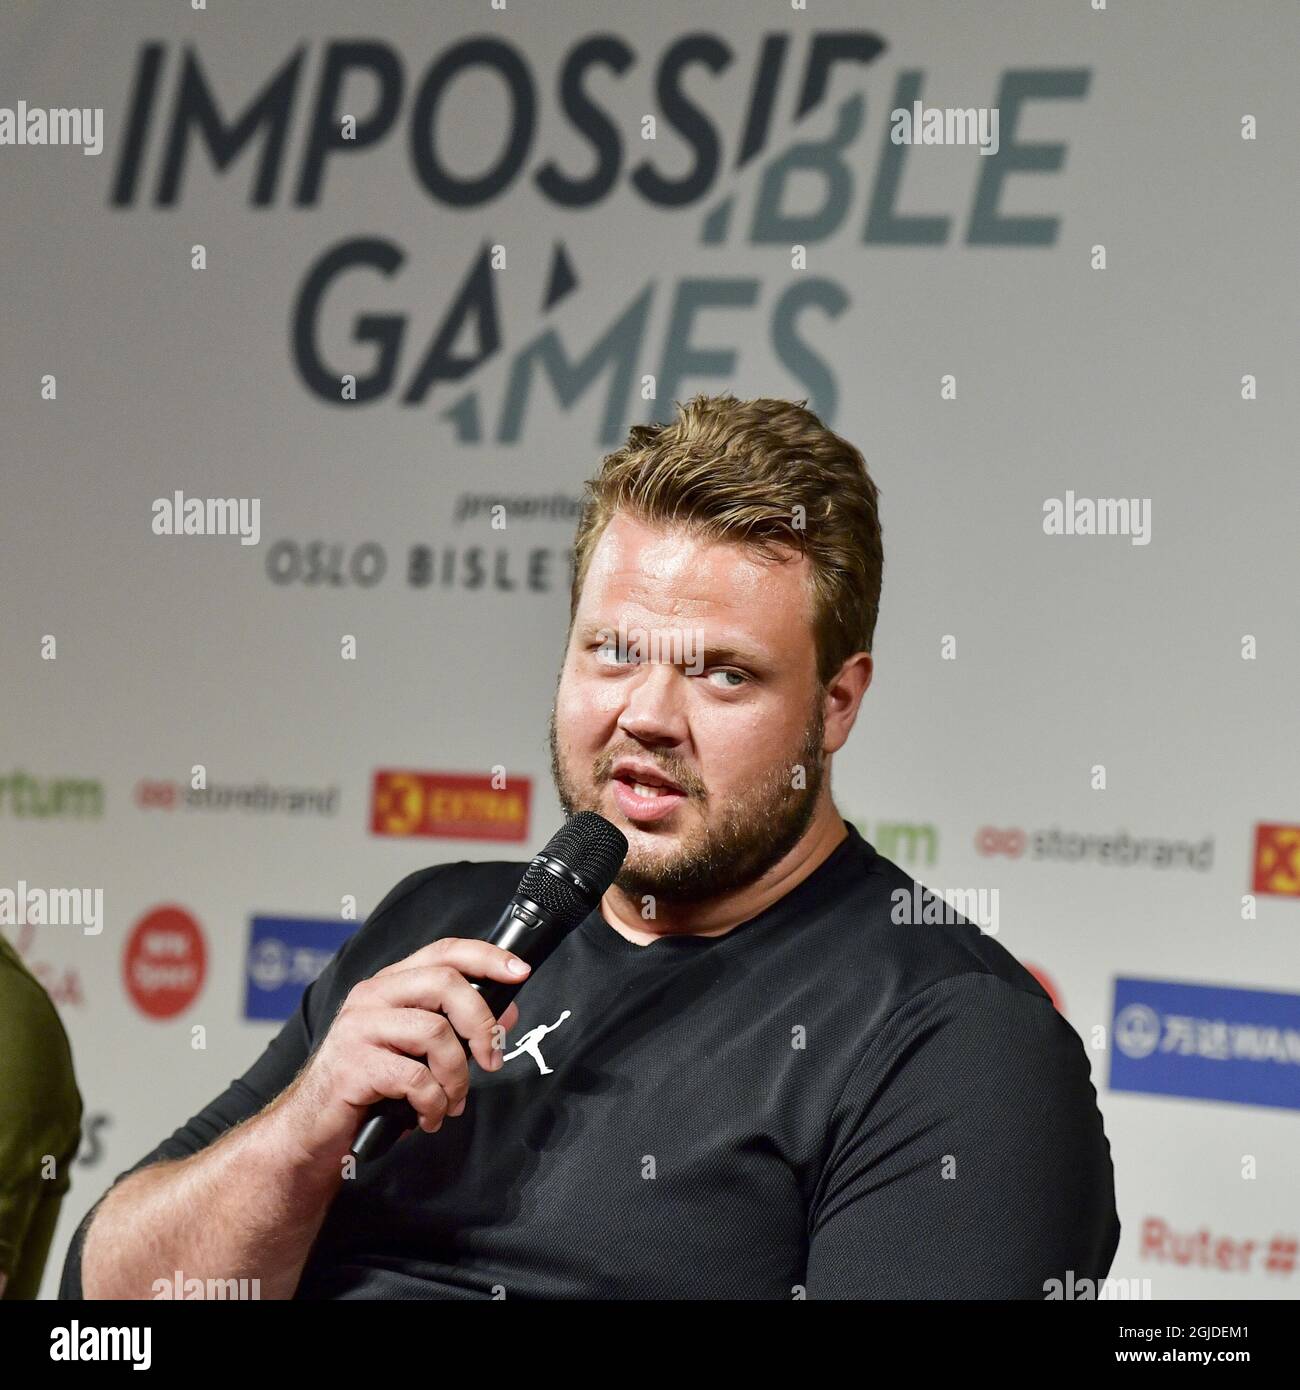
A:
[616, 661, 688, 744]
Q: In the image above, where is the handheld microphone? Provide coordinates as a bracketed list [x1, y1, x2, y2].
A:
[350, 810, 628, 1162]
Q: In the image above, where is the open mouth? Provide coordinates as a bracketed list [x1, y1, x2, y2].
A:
[609, 765, 688, 822]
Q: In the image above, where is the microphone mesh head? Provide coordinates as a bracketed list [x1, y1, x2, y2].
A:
[518, 811, 628, 918]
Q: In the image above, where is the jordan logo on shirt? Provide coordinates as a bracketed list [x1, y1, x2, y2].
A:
[502, 1010, 572, 1075]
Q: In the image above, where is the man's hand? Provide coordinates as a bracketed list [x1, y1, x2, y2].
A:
[271, 938, 529, 1168]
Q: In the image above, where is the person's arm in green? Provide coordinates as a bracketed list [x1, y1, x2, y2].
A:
[0, 937, 83, 1299]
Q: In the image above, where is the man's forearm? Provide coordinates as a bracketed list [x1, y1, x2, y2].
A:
[80, 1097, 345, 1301]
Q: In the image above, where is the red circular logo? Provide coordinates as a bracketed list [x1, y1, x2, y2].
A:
[123, 905, 206, 1019]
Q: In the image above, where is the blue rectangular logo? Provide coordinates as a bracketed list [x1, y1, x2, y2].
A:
[244, 916, 355, 1021]
[1110, 977, 1300, 1112]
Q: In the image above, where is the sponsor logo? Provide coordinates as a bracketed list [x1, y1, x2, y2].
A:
[1140, 1216, 1296, 1279]
[1109, 977, 1300, 1112]
[263, 537, 572, 595]
[371, 770, 530, 842]
[76, 1112, 112, 1168]
[853, 819, 938, 867]
[453, 493, 582, 526]
[8, 923, 86, 1008]
[0, 770, 103, 819]
[122, 906, 206, 1019]
[1252, 823, 1300, 898]
[244, 916, 354, 1022]
[109, 36, 1087, 432]
[135, 778, 338, 815]
[976, 825, 1213, 870]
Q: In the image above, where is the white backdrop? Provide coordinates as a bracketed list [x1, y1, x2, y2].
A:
[2, 0, 1297, 1299]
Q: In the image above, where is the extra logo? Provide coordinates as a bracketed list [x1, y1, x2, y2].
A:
[123, 906, 206, 1019]
[1109, 978, 1300, 1113]
[1252, 823, 1300, 898]
[371, 770, 530, 842]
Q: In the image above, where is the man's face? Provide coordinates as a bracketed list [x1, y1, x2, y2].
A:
[549, 512, 828, 904]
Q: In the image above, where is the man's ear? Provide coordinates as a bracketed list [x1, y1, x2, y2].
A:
[822, 652, 873, 755]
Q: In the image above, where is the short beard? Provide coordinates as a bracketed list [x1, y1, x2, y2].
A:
[548, 695, 826, 906]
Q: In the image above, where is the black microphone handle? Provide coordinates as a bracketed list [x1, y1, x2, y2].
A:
[349, 899, 580, 1162]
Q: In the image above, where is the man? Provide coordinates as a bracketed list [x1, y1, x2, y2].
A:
[1, 929, 83, 1298]
[63, 393, 1119, 1299]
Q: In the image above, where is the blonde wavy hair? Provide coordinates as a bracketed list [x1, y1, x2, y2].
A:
[570, 393, 883, 684]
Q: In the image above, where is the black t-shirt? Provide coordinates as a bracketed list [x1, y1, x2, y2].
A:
[61, 821, 1119, 1299]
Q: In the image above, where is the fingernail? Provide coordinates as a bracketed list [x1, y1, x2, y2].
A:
[450, 1098, 466, 1116]
[507, 958, 530, 975]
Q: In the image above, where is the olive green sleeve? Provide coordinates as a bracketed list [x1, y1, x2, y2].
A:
[0, 952, 83, 1297]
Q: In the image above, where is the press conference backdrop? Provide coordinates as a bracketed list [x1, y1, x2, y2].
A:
[2, 0, 1297, 1301]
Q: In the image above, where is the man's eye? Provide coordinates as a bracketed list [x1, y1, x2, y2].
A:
[595, 643, 631, 665]
[706, 669, 748, 689]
